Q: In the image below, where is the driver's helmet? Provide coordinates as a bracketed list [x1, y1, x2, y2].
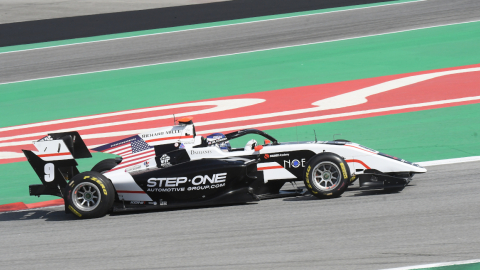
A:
[206, 133, 231, 152]
[244, 139, 257, 151]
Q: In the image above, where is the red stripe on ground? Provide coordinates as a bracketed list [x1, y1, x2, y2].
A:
[0, 198, 64, 213]
[26, 198, 64, 209]
[2, 64, 480, 165]
[0, 202, 27, 212]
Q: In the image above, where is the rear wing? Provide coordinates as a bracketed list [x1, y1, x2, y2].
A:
[23, 131, 91, 198]
[35, 131, 91, 159]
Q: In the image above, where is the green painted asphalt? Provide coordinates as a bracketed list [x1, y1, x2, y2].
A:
[410, 262, 480, 270]
[1, 19, 480, 205]
[2, 103, 480, 205]
[2, 21, 480, 128]
[0, 0, 422, 53]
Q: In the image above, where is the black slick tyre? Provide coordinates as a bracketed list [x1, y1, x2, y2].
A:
[91, 159, 118, 173]
[65, 171, 115, 219]
[304, 153, 350, 199]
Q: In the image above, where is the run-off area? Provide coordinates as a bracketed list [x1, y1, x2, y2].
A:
[0, 17, 480, 207]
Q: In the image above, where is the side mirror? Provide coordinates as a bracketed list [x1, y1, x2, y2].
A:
[264, 139, 271, 145]
[254, 145, 263, 151]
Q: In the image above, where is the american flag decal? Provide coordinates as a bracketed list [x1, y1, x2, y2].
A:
[92, 135, 156, 171]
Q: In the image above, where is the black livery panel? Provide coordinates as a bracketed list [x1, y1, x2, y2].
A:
[130, 158, 258, 203]
[260, 150, 316, 179]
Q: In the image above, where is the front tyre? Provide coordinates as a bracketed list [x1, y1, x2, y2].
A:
[65, 171, 115, 219]
[304, 153, 350, 199]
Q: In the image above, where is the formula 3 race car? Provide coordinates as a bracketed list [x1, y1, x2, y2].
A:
[23, 117, 426, 218]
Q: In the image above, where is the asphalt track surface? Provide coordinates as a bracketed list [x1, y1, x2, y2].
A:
[1, 161, 479, 269]
[0, 0, 229, 24]
[1, 1, 480, 269]
[2, 0, 480, 84]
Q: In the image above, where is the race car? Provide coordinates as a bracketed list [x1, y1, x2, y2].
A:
[23, 117, 426, 218]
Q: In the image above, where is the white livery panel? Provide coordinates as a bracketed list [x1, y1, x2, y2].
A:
[104, 169, 153, 201]
[32, 140, 74, 161]
[140, 124, 195, 146]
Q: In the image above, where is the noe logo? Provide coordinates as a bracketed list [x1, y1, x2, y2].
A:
[284, 158, 306, 168]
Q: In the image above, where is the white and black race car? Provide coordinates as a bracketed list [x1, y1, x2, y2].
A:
[23, 117, 426, 218]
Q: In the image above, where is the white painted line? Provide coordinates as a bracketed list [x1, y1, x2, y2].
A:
[195, 96, 480, 135]
[381, 259, 480, 270]
[0, 99, 264, 133]
[1, 95, 479, 149]
[4, 65, 479, 141]
[417, 156, 480, 167]
[2, 18, 479, 86]
[0, 0, 426, 55]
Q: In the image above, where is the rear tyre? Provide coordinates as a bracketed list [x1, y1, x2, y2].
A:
[91, 159, 118, 173]
[65, 171, 115, 219]
[304, 153, 350, 199]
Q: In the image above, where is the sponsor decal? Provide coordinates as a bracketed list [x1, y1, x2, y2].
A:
[142, 129, 181, 139]
[188, 183, 225, 191]
[179, 143, 185, 149]
[146, 173, 227, 192]
[125, 164, 142, 172]
[148, 187, 185, 192]
[68, 205, 82, 217]
[264, 154, 270, 159]
[269, 153, 289, 158]
[340, 163, 348, 179]
[159, 200, 167, 206]
[141, 132, 163, 138]
[144, 160, 150, 168]
[166, 130, 181, 135]
[130, 201, 145, 205]
[84, 175, 108, 195]
[110, 137, 136, 148]
[284, 159, 306, 168]
[160, 154, 172, 168]
[190, 149, 213, 155]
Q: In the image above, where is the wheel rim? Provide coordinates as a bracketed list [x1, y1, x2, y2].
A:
[72, 182, 101, 211]
[312, 161, 342, 191]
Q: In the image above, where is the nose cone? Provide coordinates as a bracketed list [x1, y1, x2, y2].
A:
[413, 164, 427, 173]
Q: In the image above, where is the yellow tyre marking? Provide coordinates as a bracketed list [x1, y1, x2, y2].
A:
[68, 205, 82, 217]
[340, 163, 348, 179]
